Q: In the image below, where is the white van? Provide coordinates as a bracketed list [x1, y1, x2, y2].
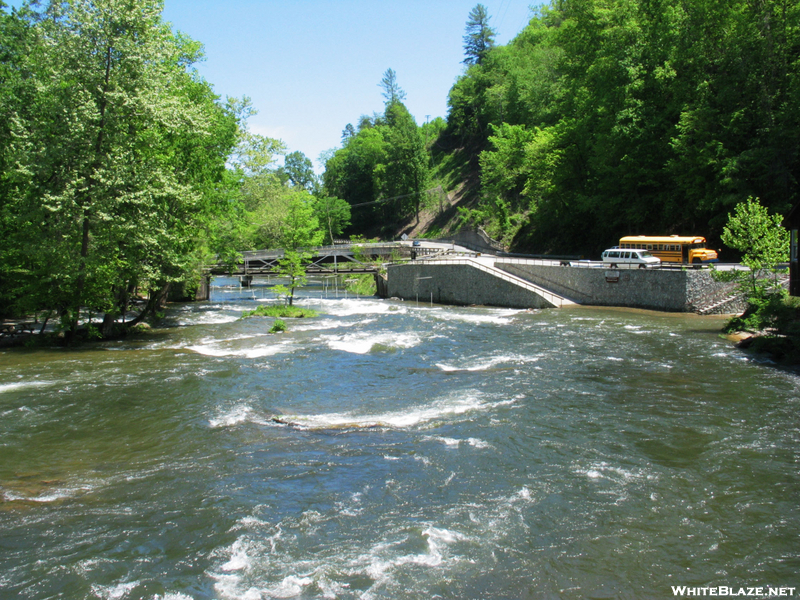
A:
[601, 248, 661, 268]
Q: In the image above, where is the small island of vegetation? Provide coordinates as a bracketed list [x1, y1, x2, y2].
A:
[240, 305, 318, 320]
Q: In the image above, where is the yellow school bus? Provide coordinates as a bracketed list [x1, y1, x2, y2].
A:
[618, 235, 718, 264]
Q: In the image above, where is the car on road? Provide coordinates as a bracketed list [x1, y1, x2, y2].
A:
[601, 248, 661, 268]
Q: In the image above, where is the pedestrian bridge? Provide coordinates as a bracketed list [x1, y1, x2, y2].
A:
[210, 242, 444, 276]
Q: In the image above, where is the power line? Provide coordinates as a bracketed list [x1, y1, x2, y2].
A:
[347, 186, 444, 209]
[495, 0, 510, 35]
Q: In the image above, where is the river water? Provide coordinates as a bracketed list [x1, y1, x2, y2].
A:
[1, 280, 798, 599]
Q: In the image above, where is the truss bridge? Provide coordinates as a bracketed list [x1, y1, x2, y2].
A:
[209, 242, 441, 276]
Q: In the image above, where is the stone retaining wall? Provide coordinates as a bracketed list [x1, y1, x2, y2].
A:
[386, 263, 553, 309]
[497, 263, 746, 313]
[384, 261, 747, 313]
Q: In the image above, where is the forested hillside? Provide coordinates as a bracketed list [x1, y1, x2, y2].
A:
[322, 69, 436, 237]
[324, 0, 800, 257]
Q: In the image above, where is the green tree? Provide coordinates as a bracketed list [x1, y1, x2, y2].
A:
[314, 196, 351, 244]
[231, 130, 286, 178]
[272, 191, 324, 305]
[379, 68, 406, 104]
[463, 4, 496, 66]
[2, 0, 239, 337]
[0, 3, 37, 318]
[323, 126, 387, 231]
[324, 70, 429, 235]
[382, 101, 428, 222]
[341, 123, 356, 143]
[720, 197, 789, 298]
[278, 150, 318, 193]
[226, 120, 292, 251]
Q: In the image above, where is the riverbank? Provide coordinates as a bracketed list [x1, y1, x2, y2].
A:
[0, 319, 152, 349]
[726, 332, 800, 364]
[720, 296, 800, 364]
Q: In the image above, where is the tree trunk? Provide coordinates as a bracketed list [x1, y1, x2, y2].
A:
[126, 283, 171, 328]
[67, 211, 92, 341]
[68, 46, 113, 341]
[101, 311, 116, 338]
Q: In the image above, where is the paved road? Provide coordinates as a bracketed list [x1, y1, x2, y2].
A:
[405, 240, 755, 271]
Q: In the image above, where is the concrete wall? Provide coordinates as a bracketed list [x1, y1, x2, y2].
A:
[386, 263, 553, 309]
[497, 263, 745, 312]
[385, 261, 747, 313]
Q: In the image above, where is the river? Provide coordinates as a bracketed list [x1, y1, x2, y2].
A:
[1, 279, 798, 599]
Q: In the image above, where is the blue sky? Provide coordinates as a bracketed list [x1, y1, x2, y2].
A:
[6, 1, 537, 172]
[160, 0, 536, 171]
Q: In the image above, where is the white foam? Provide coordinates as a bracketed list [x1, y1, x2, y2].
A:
[178, 312, 239, 326]
[623, 325, 651, 335]
[211, 573, 262, 600]
[0, 381, 51, 393]
[90, 581, 139, 600]
[2, 483, 94, 503]
[186, 343, 291, 359]
[435, 354, 538, 372]
[274, 393, 489, 430]
[576, 461, 653, 484]
[211, 534, 315, 600]
[335, 491, 365, 517]
[427, 436, 493, 449]
[220, 539, 252, 572]
[291, 319, 366, 332]
[321, 331, 421, 354]
[360, 525, 468, 585]
[433, 309, 521, 326]
[233, 515, 270, 530]
[320, 298, 401, 317]
[265, 575, 314, 598]
[436, 436, 462, 447]
[207, 510, 476, 600]
[209, 405, 271, 428]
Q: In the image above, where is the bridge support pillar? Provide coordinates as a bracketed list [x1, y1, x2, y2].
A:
[240, 275, 253, 288]
[195, 275, 211, 301]
[374, 272, 388, 298]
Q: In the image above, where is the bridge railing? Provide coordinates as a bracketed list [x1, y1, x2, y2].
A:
[240, 242, 407, 262]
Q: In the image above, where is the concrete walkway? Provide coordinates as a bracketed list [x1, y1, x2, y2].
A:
[418, 255, 577, 308]
[386, 254, 577, 309]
